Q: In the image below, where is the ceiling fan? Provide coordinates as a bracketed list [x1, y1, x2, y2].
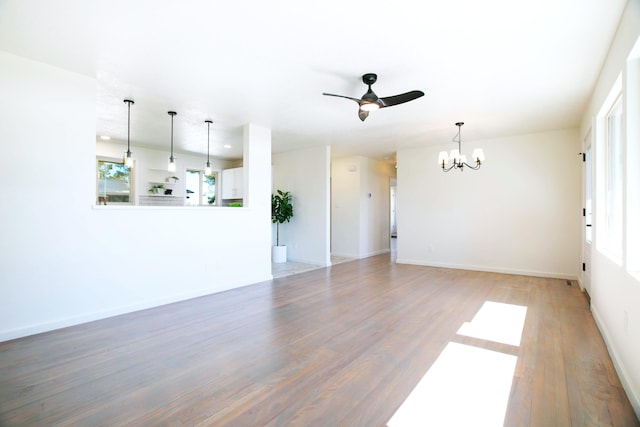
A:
[323, 73, 424, 121]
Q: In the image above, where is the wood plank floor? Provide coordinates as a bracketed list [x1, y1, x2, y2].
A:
[0, 254, 638, 426]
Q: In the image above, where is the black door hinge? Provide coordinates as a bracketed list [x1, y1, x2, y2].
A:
[583, 208, 586, 217]
[582, 262, 586, 272]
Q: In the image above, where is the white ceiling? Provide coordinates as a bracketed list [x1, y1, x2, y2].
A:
[0, 0, 627, 161]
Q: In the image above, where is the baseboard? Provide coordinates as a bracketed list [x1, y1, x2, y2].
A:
[331, 252, 359, 259]
[394, 258, 578, 281]
[0, 274, 272, 343]
[331, 249, 390, 260]
[591, 305, 640, 419]
[287, 257, 330, 267]
[366, 249, 390, 257]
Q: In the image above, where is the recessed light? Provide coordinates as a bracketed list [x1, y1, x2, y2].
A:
[224, 144, 231, 149]
[99, 135, 111, 140]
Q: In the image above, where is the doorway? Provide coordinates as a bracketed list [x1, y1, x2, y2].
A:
[583, 132, 593, 296]
[390, 178, 397, 259]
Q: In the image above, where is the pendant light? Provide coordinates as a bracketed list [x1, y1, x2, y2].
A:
[438, 122, 485, 172]
[205, 120, 213, 175]
[167, 111, 177, 172]
[123, 99, 134, 168]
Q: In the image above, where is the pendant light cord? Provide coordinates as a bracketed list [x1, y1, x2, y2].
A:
[124, 99, 134, 154]
[453, 121, 463, 152]
[168, 111, 177, 161]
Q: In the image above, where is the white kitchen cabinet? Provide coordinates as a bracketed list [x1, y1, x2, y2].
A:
[222, 167, 243, 199]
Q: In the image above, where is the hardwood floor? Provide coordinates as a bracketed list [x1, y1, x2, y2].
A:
[0, 254, 637, 426]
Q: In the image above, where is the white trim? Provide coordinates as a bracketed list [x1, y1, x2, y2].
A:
[395, 259, 578, 281]
[592, 305, 640, 419]
[92, 204, 251, 212]
[286, 257, 330, 267]
[364, 249, 391, 258]
[331, 249, 390, 260]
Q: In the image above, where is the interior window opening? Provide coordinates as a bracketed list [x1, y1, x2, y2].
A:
[96, 157, 132, 205]
[186, 169, 217, 206]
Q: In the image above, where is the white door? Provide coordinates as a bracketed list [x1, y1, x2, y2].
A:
[390, 179, 397, 238]
[583, 136, 593, 295]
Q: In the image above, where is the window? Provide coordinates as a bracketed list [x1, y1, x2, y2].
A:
[604, 95, 623, 260]
[627, 49, 640, 274]
[585, 143, 593, 243]
[97, 158, 131, 205]
[186, 170, 217, 206]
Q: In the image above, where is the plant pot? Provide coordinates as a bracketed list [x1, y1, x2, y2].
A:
[272, 245, 287, 263]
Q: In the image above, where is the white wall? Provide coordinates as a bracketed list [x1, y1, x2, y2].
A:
[331, 156, 394, 259]
[579, 0, 640, 416]
[272, 145, 331, 266]
[0, 52, 272, 341]
[397, 128, 581, 279]
[330, 157, 361, 258]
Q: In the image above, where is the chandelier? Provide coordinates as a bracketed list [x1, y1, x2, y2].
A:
[438, 122, 484, 172]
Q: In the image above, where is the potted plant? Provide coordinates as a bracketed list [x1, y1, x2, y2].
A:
[271, 189, 293, 263]
[148, 184, 165, 194]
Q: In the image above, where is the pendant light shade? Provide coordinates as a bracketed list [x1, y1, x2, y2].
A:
[168, 111, 177, 172]
[123, 99, 134, 168]
[205, 120, 213, 175]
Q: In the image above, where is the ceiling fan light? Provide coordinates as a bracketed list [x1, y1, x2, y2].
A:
[360, 102, 380, 112]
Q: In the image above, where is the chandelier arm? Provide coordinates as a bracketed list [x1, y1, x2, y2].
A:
[442, 163, 456, 172]
[462, 161, 481, 170]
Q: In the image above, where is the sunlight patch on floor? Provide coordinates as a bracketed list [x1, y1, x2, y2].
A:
[387, 342, 517, 427]
[457, 301, 527, 346]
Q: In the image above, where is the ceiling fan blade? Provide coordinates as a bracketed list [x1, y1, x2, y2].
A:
[358, 109, 369, 121]
[378, 90, 425, 108]
[322, 92, 360, 103]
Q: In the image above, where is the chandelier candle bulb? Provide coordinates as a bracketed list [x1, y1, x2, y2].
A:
[472, 148, 485, 163]
[450, 149, 461, 163]
[438, 151, 449, 165]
